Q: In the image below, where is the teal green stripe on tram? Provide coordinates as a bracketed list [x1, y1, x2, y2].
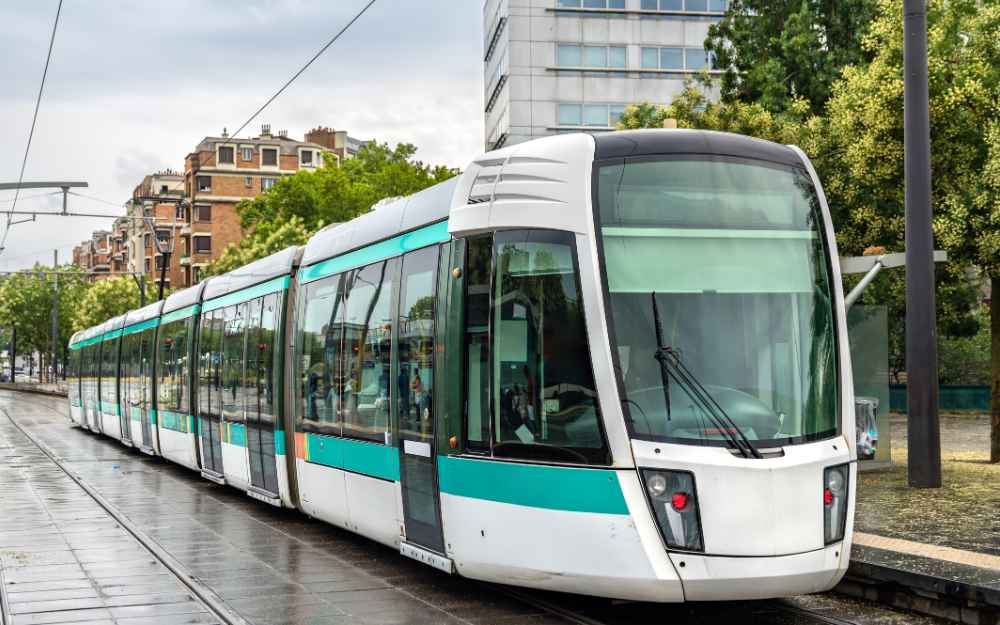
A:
[102, 329, 123, 341]
[122, 317, 160, 336]
[300, 220, 451, 285]
[203, 276, 289, 313]
[274, 431, 286, 455]
[159, 410, 191, 433]
[305, 433, 399, 481]
[437, 456, 630, 515]
[161, 304, 200, 325]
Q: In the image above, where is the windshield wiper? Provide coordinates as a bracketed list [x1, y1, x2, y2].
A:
[650, 293, 763, 460]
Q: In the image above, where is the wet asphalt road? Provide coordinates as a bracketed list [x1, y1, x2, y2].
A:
[0, 391, 947, 625]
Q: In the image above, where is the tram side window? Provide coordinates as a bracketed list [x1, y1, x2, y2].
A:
[342, 259, 398, 443]
[138, 329, 155, 409]
[464, 236, 493, 451]
[100, 338, 117, 408]
[398, 247, 439, 438]
[158, 320, 188, 415]
[262, 293, 281, 423]
[298, 273, 346, 435]
[199, 310, 223, 419]
[464, 230, 609, 465]
[222, 304, 247, 423]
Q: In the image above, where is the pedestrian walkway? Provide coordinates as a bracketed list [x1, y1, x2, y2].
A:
[842, 414, 999, 624]
[0, 406, 220, 624]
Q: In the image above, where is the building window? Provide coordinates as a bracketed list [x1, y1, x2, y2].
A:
[301, 150, 313, 166]
[245, 176, 253, 188]
[241, 147, 253, 161]
[556, 0, 626, 8]
[193, 266, 202, 284]
[556, 44, 626, 69]
[218, 146, 234, 165]
[261, 177, 278, 192]
[558, 103, 626, 127]
[144, 233, 151, 248]
[641, 0, 726, 11]
[145, 258, 151, 273]
[197, 176, 212, 192]
[160, 185, 169, 194]
[262, 148, 278, 167]
[641, 46, 713, 70]
[196, 205, 211, 222]
[155, 255, 165, 271]
[175, 204, 187, 221]
[194, 237, 211, 254]
[182, 236, 190, 256]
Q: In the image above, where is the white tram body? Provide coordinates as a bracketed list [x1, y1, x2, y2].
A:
[66, 130, 855, 602]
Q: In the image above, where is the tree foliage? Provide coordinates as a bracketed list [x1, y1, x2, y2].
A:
[623, 0, 1000, 456]
[706, 0, 877, 113]
[206, 142, 459, 276]
[71, 276, 143, 333]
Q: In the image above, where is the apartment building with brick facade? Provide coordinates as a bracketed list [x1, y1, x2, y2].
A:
[73, 124, 365, 290]
[180, 125, 330, 286]
[71, 230, 115, 280]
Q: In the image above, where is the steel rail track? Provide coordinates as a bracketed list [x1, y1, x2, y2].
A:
[0, 405, 250, 625]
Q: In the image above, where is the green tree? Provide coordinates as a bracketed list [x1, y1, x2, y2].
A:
[622, 0, 1000, 460]
[706, 0, 877, 113]
[0, 265, 90, 381]
[208, 142, 458, 275]
[72, 276, 143, 334]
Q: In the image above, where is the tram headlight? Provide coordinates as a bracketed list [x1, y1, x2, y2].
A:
[823, 464, 850, 544]
[641, 469, 704, 553]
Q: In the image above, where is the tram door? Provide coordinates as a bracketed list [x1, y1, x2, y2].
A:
[198, 309, 225, 477]
[119, 333, 136, 443]
[245, 294, 280, 497]
[398, 246, 446, 554]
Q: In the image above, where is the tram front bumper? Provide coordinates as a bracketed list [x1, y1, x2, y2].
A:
[669, 542, 847, 601]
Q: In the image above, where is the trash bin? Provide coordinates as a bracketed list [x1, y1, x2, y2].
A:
[854, 396, 879, 461]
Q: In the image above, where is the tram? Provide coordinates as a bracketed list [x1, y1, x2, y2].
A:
[66, 130, 856, 602]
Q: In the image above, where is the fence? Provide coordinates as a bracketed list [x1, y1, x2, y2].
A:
[889, 384, 991, 413]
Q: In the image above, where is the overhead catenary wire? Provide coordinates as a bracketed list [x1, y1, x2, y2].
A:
[158, 0, 379, 199]
[0, 0, 64, 257]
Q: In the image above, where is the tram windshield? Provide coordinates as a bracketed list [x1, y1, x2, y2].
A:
[596, 156, 838, 446]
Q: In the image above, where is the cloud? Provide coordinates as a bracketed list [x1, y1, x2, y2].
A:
[0, 0, 486, 270]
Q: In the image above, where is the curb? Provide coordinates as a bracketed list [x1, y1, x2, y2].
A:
[838, 559, 999, 625]
[0, 383, 67, 398]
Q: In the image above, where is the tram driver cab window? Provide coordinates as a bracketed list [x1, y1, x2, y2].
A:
[465, 230, 609, 465]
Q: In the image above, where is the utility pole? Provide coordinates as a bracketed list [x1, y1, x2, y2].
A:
[51, 249, 59, 383]
[10, 326, 15, 382]
[903, 0, 941, 488]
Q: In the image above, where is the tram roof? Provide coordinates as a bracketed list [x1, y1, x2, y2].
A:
[162, 281, 208, 315]
[592, 129, 804, 168]
[123, 301, 164, 329]
[301, 177, 458, 268]
[201, 246, 300, 304]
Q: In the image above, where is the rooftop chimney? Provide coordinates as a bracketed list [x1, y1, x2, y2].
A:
[221, 127, 229, 138]
[278, 129, 288, 139]
[261, 123, 272, 138]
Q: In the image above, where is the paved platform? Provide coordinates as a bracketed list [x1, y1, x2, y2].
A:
[0, 390, 956, 625]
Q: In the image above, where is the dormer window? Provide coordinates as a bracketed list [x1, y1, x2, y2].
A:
[301, 150, 313, 166]
[241, 147, 253, 161]
[218, 146, 235, 165]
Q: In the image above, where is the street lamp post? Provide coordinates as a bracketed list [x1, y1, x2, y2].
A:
[903, 0, 942, 488]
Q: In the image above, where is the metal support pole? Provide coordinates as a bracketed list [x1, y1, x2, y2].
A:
[140, 275, 146, 307]
[10, 326, 15, 382]
[157, 251, 169, 301]
[52, 249, 59, 383]
[903, 0, 941, 487]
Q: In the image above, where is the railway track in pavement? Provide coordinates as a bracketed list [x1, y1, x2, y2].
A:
[0, 403, 248, 625]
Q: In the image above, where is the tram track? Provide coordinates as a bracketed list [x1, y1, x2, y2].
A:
[0, 404, 251, 625]
[489, 581, 867, 625]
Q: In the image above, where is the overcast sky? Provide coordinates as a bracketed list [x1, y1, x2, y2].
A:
[0, 0, 484, 271]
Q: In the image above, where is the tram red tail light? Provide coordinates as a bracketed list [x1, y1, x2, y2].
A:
[641, 470, 704, 552]
[671, 492, 689, 511]
[823, 464, 849, 544]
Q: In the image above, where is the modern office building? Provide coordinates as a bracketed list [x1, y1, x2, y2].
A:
[483, 0, 726, 150]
